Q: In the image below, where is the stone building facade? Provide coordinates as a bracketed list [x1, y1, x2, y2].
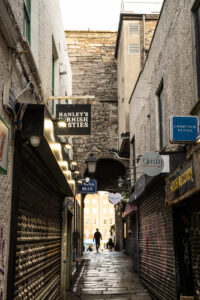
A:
[0, 1, 73, 299]
[115, 14, 159, 151]
[128, 0, 200, 299]
[65, 31, 119, 178]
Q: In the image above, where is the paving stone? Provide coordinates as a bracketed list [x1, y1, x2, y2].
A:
[67, 251, 152, 299]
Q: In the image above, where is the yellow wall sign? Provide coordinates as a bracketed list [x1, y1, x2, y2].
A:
[168, 161, 195, 201]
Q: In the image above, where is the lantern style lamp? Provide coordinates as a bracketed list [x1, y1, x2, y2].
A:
[85, 153, 97, 174]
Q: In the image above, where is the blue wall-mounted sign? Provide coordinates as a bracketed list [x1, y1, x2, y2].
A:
[78, 179, 97, 194]
[170, 116, 199, 143]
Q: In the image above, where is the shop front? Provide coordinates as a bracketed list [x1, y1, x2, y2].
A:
[166, 150, 200, 300]
[7, 105, 75, 300]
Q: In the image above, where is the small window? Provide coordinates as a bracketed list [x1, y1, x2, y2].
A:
[93, 219, 97, 225]
[85, 208, 89, 214]
[128, 44, 140, 55]
[157, 81, 165, 149]
[85, 199, 89, 204]
[92, 199, 96, 204]
[23, 0, 31, 44]
[85, 230, 89, 238]
[110, 218, 113, 225]
[128, 23, 139, 35]
[92, 208, 97, 214]
[104, 219, 107, 225]
[103, 208, 107, 214]
[109, 208, 113, 214]
[85, 219, 89, 225]
[103, 199, 107, 204]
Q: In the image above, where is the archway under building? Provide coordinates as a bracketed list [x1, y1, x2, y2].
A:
[83, 157, 127, 251]
[84, 157, 127, 191]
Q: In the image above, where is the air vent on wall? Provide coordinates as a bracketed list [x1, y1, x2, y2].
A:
[128, 44, 140, 54]
[128, 23, 139, 35]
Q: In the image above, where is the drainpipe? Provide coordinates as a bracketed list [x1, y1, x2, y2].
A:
[142, 14, 146, 65]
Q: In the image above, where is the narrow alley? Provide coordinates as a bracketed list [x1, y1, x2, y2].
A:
[69, 251, 151, 300]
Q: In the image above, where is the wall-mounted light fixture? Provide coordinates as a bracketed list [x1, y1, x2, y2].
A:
[57, 121, 67, 128]
[117, 176, 131, 190]
[64, 143, 72, 150]
[196, 135, 200, 143]
[29, 136, 41, 147]
[85, 153, 97, 174]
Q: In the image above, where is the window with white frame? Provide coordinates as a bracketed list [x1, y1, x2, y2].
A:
[85, 208, 89, 214]
[92, 208, 97, 214]
[85, 218, 89, 225]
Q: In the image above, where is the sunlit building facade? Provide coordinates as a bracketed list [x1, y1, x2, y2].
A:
[84, 192, 115, 250]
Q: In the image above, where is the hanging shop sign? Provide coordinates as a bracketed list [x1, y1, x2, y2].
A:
[139, 152, 164, 176]
[166, 160, 195, 203]
[170, 116, 199, 143]
[78, 179, 97, 194]
[56, 104, 91, 135]
[124, 204, 137, 217]
[108, 193, 122, 205]
[0, 115, 10, 174]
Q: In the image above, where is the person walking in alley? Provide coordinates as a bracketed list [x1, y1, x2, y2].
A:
[93, 228, 102, 253]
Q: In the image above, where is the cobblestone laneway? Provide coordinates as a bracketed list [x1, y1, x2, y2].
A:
[68, 251, 152, 300]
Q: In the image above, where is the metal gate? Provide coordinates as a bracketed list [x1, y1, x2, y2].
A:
[13, 145, 63, 299]
[190, 208, 200, 299]
[139, 181, 177, 300]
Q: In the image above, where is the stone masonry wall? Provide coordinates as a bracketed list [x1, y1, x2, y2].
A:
[65, 31, 119, 177]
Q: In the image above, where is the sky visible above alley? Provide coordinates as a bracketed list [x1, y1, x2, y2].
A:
[59, 0, 163, 31]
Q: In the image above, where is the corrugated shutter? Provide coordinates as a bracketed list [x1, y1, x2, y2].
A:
[139, 183, 177, 300]
[133, 215, 139, 273]
[13, 147, 62, 299]
[190, 208, 200, 299]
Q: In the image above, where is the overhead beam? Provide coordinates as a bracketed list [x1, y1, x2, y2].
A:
[48, 95, 95, 101]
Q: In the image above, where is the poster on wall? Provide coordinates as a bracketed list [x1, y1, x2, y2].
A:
[0, 116, 10, 174]
[56, 104, 91, 135]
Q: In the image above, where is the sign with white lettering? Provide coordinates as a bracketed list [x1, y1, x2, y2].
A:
[139, 152, 164, 176]
[78, 179, 97, 194]
[56, 104, 91, 135]
[170, 116, 199, 143]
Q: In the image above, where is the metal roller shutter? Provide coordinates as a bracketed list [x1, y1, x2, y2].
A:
[139, 183, 177, 300]
[13, 146, 62, 300]
[190, 208, 200, 299]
